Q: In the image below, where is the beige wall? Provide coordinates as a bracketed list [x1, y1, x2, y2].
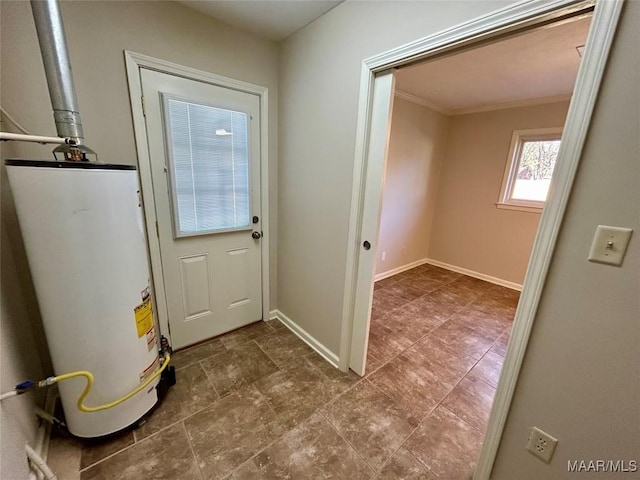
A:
[1, 1, 278, 477]
[376, 96, 449, 277]
[492, 2, 639, 477]
[428, 101, 570, 285]
[278, 0, 515, 354]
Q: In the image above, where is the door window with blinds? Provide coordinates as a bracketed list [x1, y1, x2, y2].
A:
[162, 94, 251, 237]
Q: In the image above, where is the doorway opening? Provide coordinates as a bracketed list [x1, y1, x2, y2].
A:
[366, 13, 589, 478]
[342, 1, 623, 478]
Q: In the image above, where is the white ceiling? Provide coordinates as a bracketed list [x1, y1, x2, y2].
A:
[178, 1, 343, 42]
[395, 16, 591, 113]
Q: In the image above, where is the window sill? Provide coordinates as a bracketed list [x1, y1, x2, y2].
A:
[495, 202, 543, 213]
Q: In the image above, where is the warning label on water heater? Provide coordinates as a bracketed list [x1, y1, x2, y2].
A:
[139, 356, 159, 384]
[134, 298, 153, 338]
[146, 327, 156, 352]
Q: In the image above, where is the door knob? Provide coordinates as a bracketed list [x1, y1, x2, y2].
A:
[363, 240, 371, 250]
[252, 231, 262, 239]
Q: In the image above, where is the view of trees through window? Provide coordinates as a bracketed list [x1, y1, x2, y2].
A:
[511, 139, 561, 202]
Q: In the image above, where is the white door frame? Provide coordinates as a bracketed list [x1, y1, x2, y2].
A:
[124, 51, 271, 346]
[340, 0, 623, 478]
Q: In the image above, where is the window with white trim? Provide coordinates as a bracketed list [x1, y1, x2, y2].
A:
[162, 95, 251, 237]
[497, 128, 562, 211]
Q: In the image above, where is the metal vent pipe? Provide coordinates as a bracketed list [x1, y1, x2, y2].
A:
[31, 0, 84, 146]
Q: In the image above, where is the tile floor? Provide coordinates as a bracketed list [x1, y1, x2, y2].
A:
[47, 263, 517, 479]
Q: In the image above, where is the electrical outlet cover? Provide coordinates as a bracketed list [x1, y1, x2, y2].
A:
[527, 427, 558, 463]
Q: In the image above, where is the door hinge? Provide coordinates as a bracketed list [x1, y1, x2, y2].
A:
[141, 96, 146, 117]
[155, 220, 159, 238]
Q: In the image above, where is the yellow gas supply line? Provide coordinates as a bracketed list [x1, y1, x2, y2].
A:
[43, 353, 171, 412]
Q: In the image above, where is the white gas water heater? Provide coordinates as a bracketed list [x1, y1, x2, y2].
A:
[7, 160, 168, 438]
[3, 0, 174, 438]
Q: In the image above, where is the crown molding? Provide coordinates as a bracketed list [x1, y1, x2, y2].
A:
[393, 90, 452, 115]
[394, 89, 572, 117]
[451, 93, 572, 115]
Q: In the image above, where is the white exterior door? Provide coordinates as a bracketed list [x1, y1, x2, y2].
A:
[141, 68, 262, 349]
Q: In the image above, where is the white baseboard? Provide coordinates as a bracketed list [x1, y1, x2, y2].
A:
[270, 310, 340, 368]
[374, 258, 430, 282]
[425, 258, 522, 291]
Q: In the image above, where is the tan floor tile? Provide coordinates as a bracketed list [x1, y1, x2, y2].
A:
[468, 350, 505, 387]
[184, 385, 284, 479]
[428, 284, 480, 307]
[382, 307, 439, 343]
[468, 297, 517, 321]
[401, 295, 464, 326]
[491, 331, 510, 357]
[414, 266, 461, 284]
[322, 381, 419, 469]
[253, 413, 372, 479]
[404, 275, 446, 295]
[80, 430, 134, 470]
[80, 424, 201, 480]
[379, 282, 425, 302]
[48, 435, 81, 480]
[171, 338, 227, 371]
[451, 308, 511, 340]
[391, 270, 417, 283]
[253, 362, 342, 429]
[442, 375, 496, 433]
[449, 275, 495, 294]
[404, 406, 483, 480]
[429, 318, 497, 360]
[65, 266, 500, 480]
[406, 263, 432, 276]
[219, 321, 275, 349]
[304, 352, 360, 390]
[374, 448, 436, 479]
[367, 320, 414, 363]
[374, 275, 401, 290]
[483, 284, 521, 303]
[404, 335, 478, 386]
[135, 363, 219, 441]
[371, 290, 408, 319]
[368, 354, 451, 420]
[364, 351, 385, 376]
[254, 328, 313, 369]
[225, 460, 266, 479]
[267, 319, 287, 331]
[472, 302, 517, 321]
[471, 293, 518, 318]
[200, 341, 279, 396]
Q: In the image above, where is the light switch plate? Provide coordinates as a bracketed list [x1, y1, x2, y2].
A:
[588, 225, 633, 266]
